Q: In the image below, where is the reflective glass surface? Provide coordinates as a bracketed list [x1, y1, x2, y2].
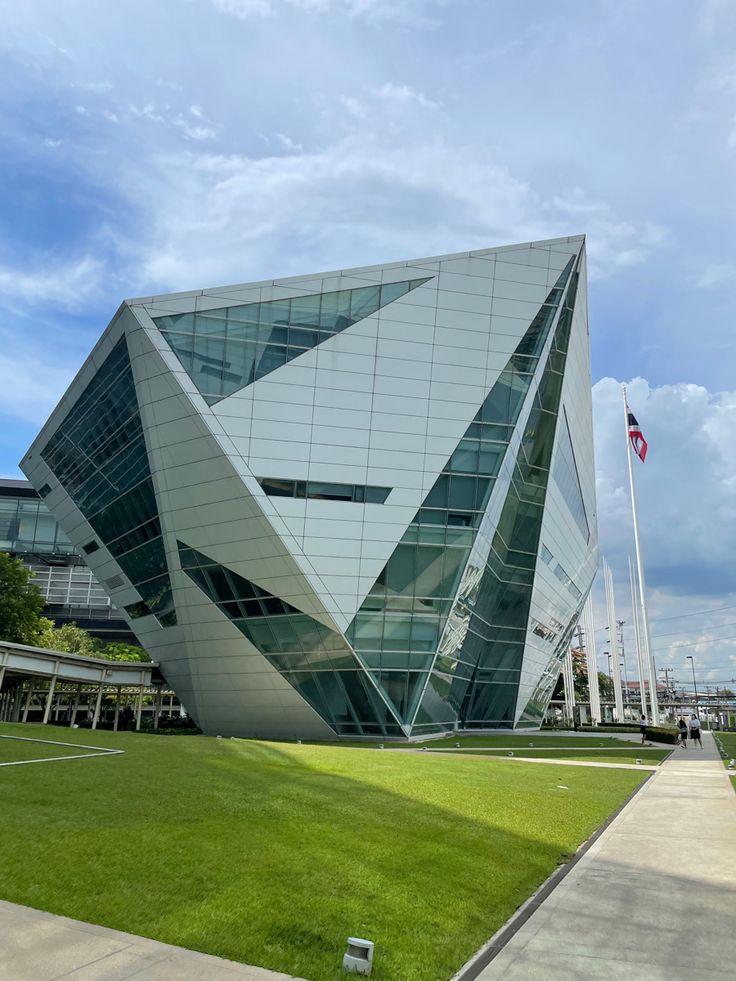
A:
[258, 478, 391, 504]
[40, 337, 176, 627]
[153, 279, 432, 405]
[177, 542, 404, 736]
[426, 261, 582, 730]
[346, 257, 576, 730]
[552, 408, 590, 543]
[0, 496, 74, 555]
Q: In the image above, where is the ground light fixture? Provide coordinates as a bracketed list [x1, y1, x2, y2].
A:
[343, 937, 374, 975]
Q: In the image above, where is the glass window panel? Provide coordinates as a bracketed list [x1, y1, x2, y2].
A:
[258, 298, 291, 326]
[380, 281, 411, 305]
[289, 294, 321, 327]
[349, 286, 380, 321]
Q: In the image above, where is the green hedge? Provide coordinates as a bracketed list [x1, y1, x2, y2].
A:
[580, 723, 678, 744]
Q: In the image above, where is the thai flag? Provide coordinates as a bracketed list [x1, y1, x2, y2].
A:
[627, 410, 648, 462]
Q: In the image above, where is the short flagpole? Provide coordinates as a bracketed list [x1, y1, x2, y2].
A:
[622, 384, 660, 725]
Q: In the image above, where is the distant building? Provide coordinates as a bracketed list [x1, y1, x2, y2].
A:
[22, 236, 597, 738]
[0, 478, 134, 642]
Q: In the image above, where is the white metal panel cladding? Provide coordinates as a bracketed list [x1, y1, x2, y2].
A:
[22, 236, 597, 739]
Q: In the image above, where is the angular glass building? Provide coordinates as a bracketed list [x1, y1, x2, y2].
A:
[22, 236, 597, 739]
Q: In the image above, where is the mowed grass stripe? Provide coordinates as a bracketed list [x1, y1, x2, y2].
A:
[0, 723, 645, 981]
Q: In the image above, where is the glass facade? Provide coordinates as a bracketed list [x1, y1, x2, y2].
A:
[0, 495, 74, 555]
[152, 279, 432, 405]
[40, 338, 176, 627]
[343, 257, 576, 729]
[178, 542, 404, 735]
[551, 408, 590, 543]
[24, 237, 595, 740]
[258, 478, 391, 504]
[411, 259, 583, 731]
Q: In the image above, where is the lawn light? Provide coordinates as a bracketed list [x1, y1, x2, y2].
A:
[216, 735, 222, 740]
[454, 742, 460, 748]
[636, 758, 642, 765]
[343, 937, 374, 975]
[297, 739, 302, 744]
[529, 742, 534, 747]
[378, 743, 384, 749]
[728, 759, 735, 769]
[421, 746, 428, 752]
[507, 751, 514, 757]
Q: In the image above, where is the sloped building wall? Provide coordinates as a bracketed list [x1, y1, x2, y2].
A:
[22, 236, 597, 738]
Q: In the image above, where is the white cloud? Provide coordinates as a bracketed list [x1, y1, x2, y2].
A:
[0, 256, 102, 308]
[693, 263, 736, 288]
[129, 102, 215, 140]
[593, 376, 736, 681]
[274, 132, 303, 152]
[43, 137, 62, 148]
[374, 82, 441, 109]
[210, 0, 444, 24]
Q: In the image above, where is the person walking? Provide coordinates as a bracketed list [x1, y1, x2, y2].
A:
[677, 716, 688, 749]
[639, 713, 648, 746]
[689, 714, 702, 748]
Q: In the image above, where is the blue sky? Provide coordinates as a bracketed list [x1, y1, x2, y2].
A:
[2, 0, 736, 687]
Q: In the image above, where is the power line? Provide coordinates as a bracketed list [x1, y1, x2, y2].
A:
[650, 602, 736, 623]
[651, 633, 736, 653]
[651, 619, 736, 639]
[593, 602, 736, 635]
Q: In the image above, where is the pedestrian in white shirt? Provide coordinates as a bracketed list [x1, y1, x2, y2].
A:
[688, 714, 702, 748]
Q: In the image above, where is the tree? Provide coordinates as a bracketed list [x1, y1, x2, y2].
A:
[93, 640, 149, 663]
[0, 552, 45, 644]
[35, 619, 97, 655]
[598, 672, 614, 700]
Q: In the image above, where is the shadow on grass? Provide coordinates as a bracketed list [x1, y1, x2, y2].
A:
[0, 724, 644, 981]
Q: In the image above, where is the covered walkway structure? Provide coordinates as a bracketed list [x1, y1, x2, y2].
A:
[0, 640, 179, 731]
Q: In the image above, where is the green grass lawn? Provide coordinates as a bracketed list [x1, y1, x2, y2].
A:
[716, 731, 736, 758]
[431, 747, 670, 765]
[0, 735, 90, 763]
[0, 722, 647, 981]
[316, 733, 642, 751]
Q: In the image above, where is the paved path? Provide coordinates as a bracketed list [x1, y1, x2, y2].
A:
[476, 732, 736, 980]
[0, 900, 307, 981]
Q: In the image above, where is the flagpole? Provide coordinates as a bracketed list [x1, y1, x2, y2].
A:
[622, 383, 660, 725]
[604, 558, 624, 720]
[628, 555, 647, 717]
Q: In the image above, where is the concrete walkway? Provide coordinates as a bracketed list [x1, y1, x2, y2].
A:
[0, 900, 307, 981]
[476, 732, 736, 980]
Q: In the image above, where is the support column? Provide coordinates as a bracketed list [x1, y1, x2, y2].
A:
[113, 688, 121, 732]
[42, 675, 58, 725]
[91, 683, 104, 730]
[22, 685, 34, 723]
[70, 684, 81, 727]
[135, 686, 144, 731]
[153, 692, 161, 730]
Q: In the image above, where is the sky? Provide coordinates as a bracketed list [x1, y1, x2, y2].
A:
[1, 0, 735, 690]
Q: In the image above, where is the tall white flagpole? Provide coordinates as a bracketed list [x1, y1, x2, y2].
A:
[622, 384, 660, 725]
[629, 555, 648, 717]
[604, 558, 624, 720]
[582, 594, 601, 725]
